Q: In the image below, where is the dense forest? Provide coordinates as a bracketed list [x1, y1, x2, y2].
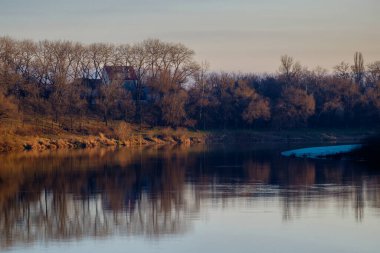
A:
[0, 36, 379, 130]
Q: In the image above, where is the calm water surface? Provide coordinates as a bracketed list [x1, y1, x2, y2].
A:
[0, 144, 379, 253]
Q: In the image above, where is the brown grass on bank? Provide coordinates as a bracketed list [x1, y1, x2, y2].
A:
[2, 114, 375, 154]
[0, 115, 207, 153]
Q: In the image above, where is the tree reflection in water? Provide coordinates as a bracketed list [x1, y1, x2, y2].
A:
[0, 144, 379, 249]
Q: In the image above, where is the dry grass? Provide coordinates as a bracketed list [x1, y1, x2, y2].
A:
[0, 115, 207, 153]
[112, 121, 132, 140]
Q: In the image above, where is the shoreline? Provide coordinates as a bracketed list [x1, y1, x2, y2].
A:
[0, 126, 377, 154]
[0, 131, 206, 153]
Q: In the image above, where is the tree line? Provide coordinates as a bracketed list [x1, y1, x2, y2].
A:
[0, 36, 379, 130]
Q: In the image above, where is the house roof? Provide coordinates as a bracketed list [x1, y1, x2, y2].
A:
[103, 66, 138, 81]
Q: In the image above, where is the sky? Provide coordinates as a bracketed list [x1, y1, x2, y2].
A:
[0, 0, 379, 73]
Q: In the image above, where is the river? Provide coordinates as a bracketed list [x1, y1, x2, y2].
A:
[0, 143, 379, 253]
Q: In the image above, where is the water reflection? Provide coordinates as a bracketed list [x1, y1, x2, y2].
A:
[0, 144, 379, 250]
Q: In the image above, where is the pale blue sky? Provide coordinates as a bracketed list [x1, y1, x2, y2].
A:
[0, 0, 379, 72]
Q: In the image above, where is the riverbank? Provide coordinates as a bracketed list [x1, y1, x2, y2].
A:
[206, 128, 375, 144]
[0, 117, 205, 153]
[326, 135, 380, 163]
[0, 116, 377, 153]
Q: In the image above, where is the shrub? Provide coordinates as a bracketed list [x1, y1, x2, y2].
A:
[114, 121, 131, 140]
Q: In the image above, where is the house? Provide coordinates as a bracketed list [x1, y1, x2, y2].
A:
[102, 65, 149, 101]
[77, 66, 148, 106]
[102, 66, 138, 88]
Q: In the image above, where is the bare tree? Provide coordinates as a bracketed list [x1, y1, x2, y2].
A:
[367, 61, 380, 85]
[279, 55, 302, 88]
[88, 43, 114, 79]
[334, 61, 351, 80]
[352, 52, 365, 85]
[193, 61, 209, 129]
